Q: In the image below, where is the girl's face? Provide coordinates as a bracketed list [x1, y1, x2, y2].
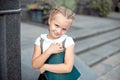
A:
[48, 13, 72, 39]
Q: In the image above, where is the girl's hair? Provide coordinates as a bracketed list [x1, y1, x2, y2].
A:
[49, 6, 75, 21]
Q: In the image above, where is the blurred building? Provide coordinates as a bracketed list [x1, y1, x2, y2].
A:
[76, 0, 119, 14]
[21, 0, 119, 12]
[21, 0, 40, 8]
[20, 0, 119, 22]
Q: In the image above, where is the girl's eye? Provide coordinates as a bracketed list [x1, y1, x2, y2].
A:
[55, 24, 59, 27]
[63, 28, 67, 31]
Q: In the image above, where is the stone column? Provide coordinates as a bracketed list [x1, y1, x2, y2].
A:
[0, 0, 21, 80]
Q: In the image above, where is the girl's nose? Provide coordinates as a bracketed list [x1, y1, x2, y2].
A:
[57, 28, 62, 34]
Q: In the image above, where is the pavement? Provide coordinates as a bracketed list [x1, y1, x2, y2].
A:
[21, 12, 120, 80]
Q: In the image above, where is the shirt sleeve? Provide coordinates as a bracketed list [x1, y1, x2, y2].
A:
[65, 36, 75, 48]
[34, 37, 40, 46]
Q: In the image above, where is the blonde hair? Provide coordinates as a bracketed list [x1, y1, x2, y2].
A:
[49, 6, 75, 21]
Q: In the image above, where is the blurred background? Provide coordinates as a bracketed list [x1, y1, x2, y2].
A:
[20, 0, 120, 23]
[20, 0, 120, 80]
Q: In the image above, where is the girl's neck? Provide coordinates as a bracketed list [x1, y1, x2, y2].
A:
[47, 34, 57, 40]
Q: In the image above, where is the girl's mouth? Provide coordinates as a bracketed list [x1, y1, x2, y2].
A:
[54, 33, 61, 37]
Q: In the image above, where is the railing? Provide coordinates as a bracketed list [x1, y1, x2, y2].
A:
[0, 8, 21, 15]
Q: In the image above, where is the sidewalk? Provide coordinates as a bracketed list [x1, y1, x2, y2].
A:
[21, 13, 120, 80]
[21, 22, 48, 80]
[107, 12, 120, 20]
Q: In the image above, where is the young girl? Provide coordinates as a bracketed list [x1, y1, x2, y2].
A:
[32, 6, 80, 80]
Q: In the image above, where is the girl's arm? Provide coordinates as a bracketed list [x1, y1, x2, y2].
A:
[40, 44, 74, 73]
[32, 43, 64, 69]
[32, 45, 52, 69]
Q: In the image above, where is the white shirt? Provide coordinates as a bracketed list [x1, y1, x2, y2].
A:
[35, 34, 75, 52]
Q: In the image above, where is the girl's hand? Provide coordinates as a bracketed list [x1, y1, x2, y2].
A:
[39, 65, 45, 74]
[47, 43, 64, 54]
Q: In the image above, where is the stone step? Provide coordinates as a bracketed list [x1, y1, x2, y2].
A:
[74, 55, 98, 80]
[75, 29, 120, 54]
[77, 39, 120, 66]
[73, 15, 120, 29]
[97, 65, 120, 80]
[67, 24, 120, 41]
[92, 52, 120, 76]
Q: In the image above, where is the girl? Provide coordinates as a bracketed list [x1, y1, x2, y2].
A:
[32, 6, 80, 80]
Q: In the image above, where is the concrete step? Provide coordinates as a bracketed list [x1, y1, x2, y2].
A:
[77, 39, 120, 66]
[75, 29, 120, 54]
[92, 52, 120, 77]
[73, 15, 120, 29]
[67, 23, 120, 41]
[97, 65, 120, 80]
[74, 55, 98, 80]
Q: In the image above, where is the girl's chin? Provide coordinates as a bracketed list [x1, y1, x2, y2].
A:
[48, 33, 61, 39]
[54, 34, 61, 38]
[52, 36, 60, 39]
[48, 35, 59, 39]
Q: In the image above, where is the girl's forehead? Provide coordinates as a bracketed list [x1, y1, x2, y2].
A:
[53, 13, 72, 22]
[53, 13, 72, 28]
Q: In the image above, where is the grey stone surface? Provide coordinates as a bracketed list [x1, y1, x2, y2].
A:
[74, 55, 98, 80]
[0, 0, 20, 10]
[72, 15, 120, 29]
[0, 15, 8, 80]
[107, 12, 120, 20]
[92, 52, 120, 76]
[78, 39, 120, 66]
[21, 23, 48, 80]
[0, 0, 21, 80]
[68, 25, 120, 41]
[75, 29, 120, 54]
[97, 65, 120, 80]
